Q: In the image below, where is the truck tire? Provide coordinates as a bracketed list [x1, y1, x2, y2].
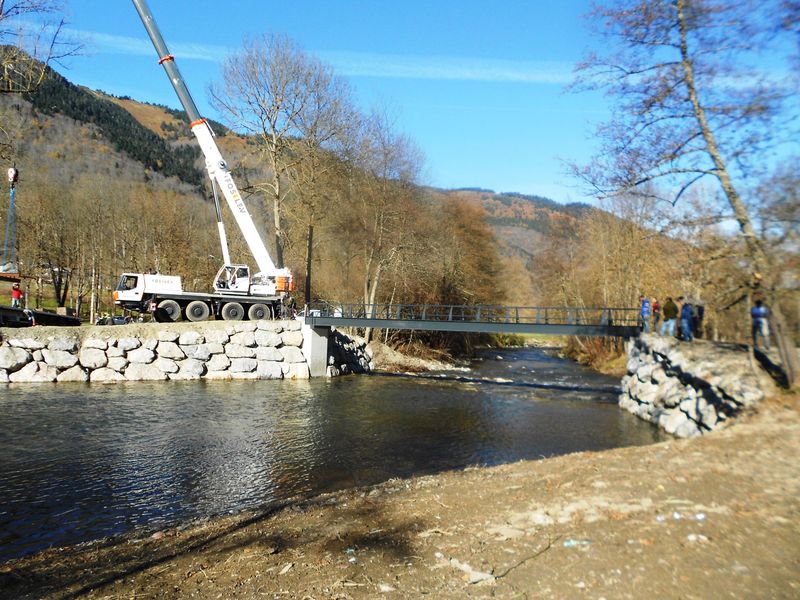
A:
[221, 301, 244, 321]
[248, 303, 272, 321]
[156, 299, 181, 322]
[185, 300, 210, 322]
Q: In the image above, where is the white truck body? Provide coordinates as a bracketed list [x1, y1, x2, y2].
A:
[114, 268, 292, 321]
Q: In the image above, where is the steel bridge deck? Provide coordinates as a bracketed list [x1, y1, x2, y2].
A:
[303, 303, 640, 338]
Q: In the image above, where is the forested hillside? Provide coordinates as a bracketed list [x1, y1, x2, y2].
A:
[26, 67, 205, 189]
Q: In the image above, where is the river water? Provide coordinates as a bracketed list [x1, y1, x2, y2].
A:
[0, 347, 663, 563]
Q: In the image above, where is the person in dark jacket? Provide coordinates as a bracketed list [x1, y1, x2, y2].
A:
[660, 297, 678, 336]
[678, 296, 693, 342]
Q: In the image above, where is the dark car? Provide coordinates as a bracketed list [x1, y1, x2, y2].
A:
[96, 314, 131, 325]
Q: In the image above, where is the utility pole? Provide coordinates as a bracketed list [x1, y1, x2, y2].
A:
[1, 166, 18, 277]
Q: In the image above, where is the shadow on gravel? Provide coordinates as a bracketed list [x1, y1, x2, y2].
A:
[0, 487, 423, 600]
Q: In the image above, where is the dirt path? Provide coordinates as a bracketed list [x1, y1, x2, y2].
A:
[2, 398, 798, 599]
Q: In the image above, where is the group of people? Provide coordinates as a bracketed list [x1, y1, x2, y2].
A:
[639, 293, 771, 350]
[639, 295, 703, 342]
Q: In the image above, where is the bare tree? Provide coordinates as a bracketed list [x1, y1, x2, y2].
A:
[210, 34, 352, 270]
[572, 0, 799, 384]
[0, 1, 79, 158]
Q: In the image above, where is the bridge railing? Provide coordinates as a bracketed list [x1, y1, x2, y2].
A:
[305, 302, 640, 327]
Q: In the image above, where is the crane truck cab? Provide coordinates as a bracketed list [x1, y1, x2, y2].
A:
[213, 264, 294, 297]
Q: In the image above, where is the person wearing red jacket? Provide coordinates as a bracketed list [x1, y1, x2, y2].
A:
[10, 283, 22, 308]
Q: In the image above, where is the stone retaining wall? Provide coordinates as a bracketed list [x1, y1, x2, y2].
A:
[619, 334, 772, 438]
[0, 321, 372, 383]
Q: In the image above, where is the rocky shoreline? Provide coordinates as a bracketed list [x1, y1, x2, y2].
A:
[619, 334, 777, 437]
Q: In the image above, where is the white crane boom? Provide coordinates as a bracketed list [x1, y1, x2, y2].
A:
[131, 0, 285, 281]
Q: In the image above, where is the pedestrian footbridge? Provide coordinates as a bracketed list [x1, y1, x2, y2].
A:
[299, 303, 640, 376]
[303, 302, 640, 337]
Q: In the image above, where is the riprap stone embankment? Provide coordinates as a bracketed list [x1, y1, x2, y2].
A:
[0, 320, 372, 383]
[620, 333, 775, 437]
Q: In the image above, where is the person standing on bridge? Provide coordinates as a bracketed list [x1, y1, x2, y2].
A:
[10, 282, 22, 308]
[639, 295, 652, 332]
[660, 296, 678, 337]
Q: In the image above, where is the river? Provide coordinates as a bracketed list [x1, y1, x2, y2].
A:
[0, 346, 663, 563]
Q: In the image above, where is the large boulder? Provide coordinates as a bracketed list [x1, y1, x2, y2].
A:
[173, 358, 205, 379]
[225, 344, 256, 359]
[205, 329, 230, 344]
[256, 361, 283, 380]
[8, 338, 45, 350]
[83, 338, 109, 350]
[0, 346, 31, 372]
[127, 348, 155, 364]
[79, 348, 108, 369]
[280, 330, 304, 347]
[284, 362, 310, 379]
[107, 356, 129, 372]
[229, 358, 257, 373]
[125, 362, 168, 381]
[10, 362, 58, 382]
[255, 347, 283, 362]
[116, 337, 141, 352]
[47, 337, 79, 352]
[182, 344, 211, 361]
[57, 366, 89, 382]
[206, 354, 230, 372]
[157, 330, 180, 342]
[254, 330, 282, 348]
[230, 331, 256, 347]
[155, 358, 179, 374]
[42, 349, 79, 370]
[256, 320, 282, 332]
[157, 341, 185, 360]
[279, 346, 305, 364]
[90, 368, 126, 383]
[178, 331, 204, 345]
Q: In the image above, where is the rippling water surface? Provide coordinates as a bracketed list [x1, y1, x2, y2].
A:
[0, 347, 663, 562]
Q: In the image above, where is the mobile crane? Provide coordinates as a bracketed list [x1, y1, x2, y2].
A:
[114, 0, 294, 322]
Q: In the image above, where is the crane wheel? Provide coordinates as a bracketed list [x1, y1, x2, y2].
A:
[248, 303, 272, 321]
[185, 300, 210, 322]
[155, 299, 182, 322]
[221, 301, 244, 321]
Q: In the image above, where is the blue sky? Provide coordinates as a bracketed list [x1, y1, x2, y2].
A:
[49, 1, 606, 203]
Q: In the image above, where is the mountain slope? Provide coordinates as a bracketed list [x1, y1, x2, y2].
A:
[25, 65, 205, 188]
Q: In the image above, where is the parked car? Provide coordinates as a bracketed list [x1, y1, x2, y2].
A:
[95, 314, 131, 326]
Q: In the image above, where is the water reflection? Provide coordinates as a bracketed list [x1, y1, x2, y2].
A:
[0, 347, 663, 562]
